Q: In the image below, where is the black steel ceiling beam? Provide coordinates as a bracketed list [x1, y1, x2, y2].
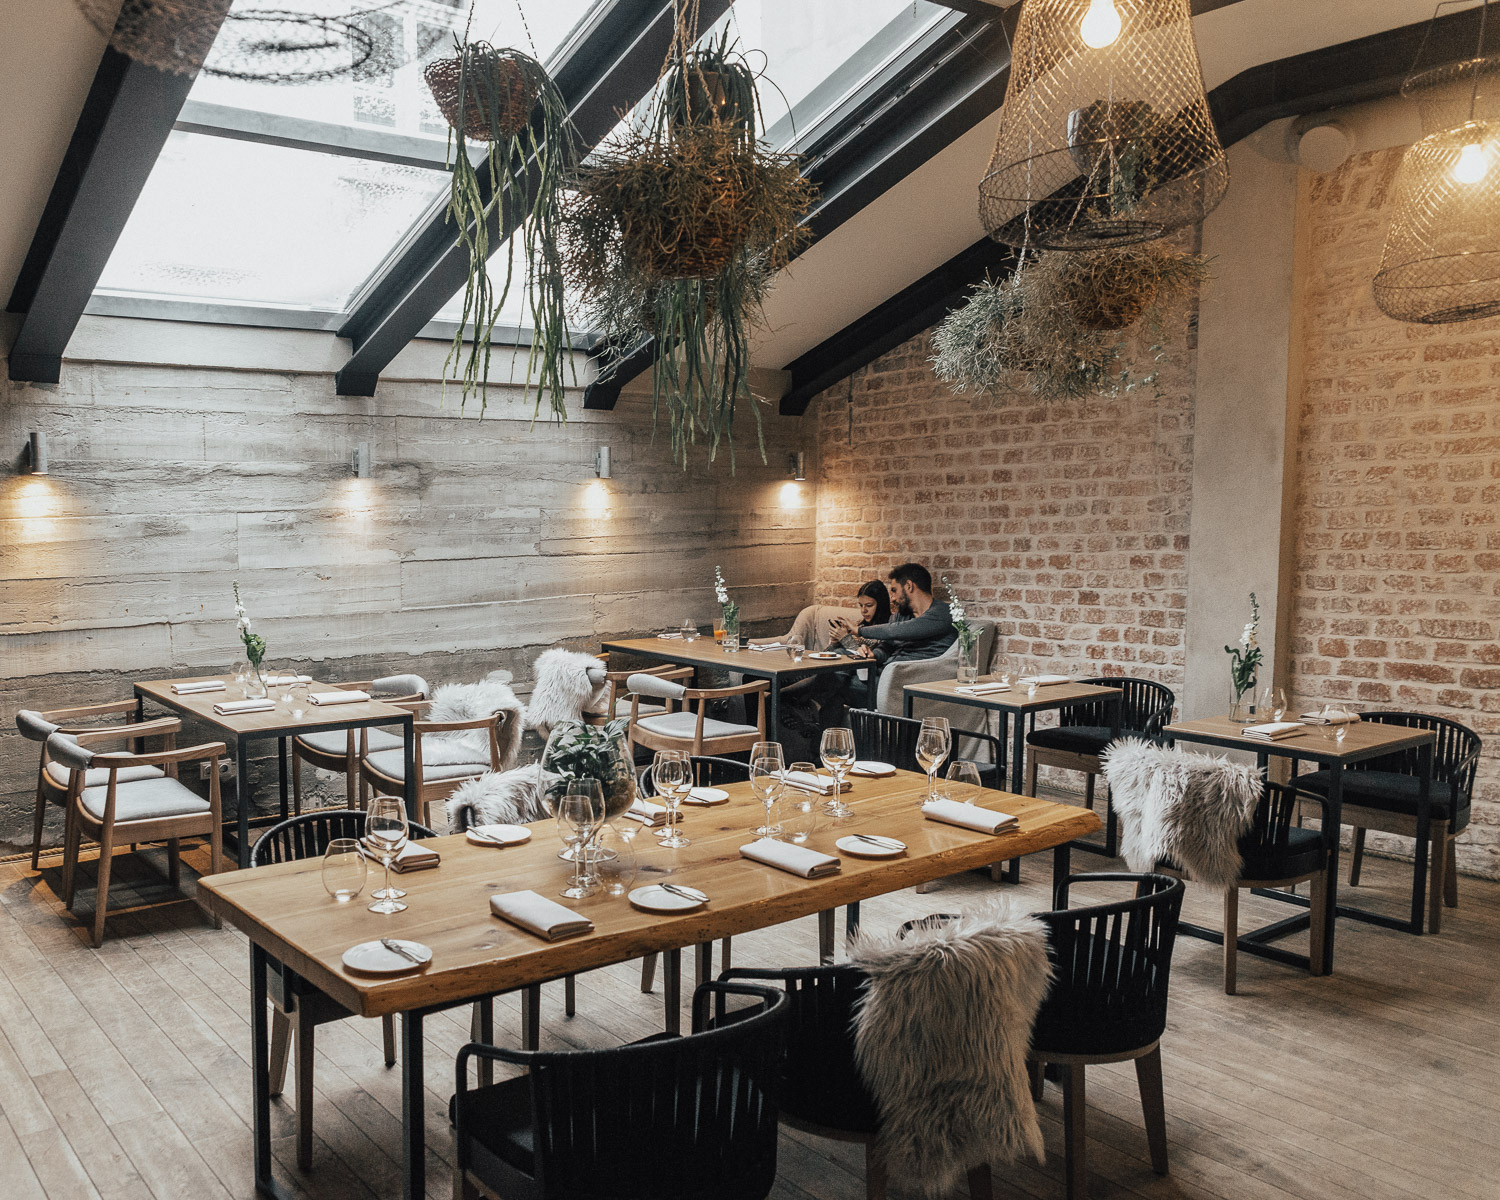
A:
[333, 0, 733, 397]
[5, 41, 219, 384]
[776, 5, 1461, 416]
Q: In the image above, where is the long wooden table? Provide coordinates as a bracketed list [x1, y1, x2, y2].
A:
[135, 675, 417, 867]
[600, 635, 869, 739]
[199, 770, 1100, 1200]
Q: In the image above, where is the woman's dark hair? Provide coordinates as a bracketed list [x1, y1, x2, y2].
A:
[856, 580, 891, 627]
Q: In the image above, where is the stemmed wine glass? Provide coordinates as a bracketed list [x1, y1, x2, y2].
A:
[365, 796, 409, 915]
[819, 727, 856, 818]
[750, 741, 786, 837]
[557, 787, 602, 900]
[916, 716, 951, 805]
[652, 749, 693, 848]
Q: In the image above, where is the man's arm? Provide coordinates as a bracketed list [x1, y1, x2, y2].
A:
[861, 604, 952, 643]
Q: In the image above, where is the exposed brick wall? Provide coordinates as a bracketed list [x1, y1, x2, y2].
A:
[1290, 147, 1500, 878]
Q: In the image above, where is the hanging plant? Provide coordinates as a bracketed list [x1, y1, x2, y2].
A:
[564, 21, 815, 466]
[425, 32, 577, 419]
[1031, 240, 1210, 332]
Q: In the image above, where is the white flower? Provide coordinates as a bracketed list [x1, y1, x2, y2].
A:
[714, 566, 730, 606]
[238, 616, 252, 632]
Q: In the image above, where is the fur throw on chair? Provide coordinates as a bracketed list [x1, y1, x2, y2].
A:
[850, 900, 1051, 1196]
[526, 649, 610, 735]
[1102, 738, 1262, 889]
[444, 765, 557, 832]
[424, 679, 525, 769]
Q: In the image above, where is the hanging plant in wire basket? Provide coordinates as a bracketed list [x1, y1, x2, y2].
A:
[424, 30, 577, 419]
[564, 16, 815, 466]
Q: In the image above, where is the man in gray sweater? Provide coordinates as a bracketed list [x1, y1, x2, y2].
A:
[835, 562, 957, 666]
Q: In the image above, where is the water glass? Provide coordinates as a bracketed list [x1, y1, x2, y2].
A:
[943, 760, 984, 803]
[750, 741, 786, 837]
[322, 838, 366, 902]
[1260, 684, 1288, 721]
[592, 822, 638, 896]
[781, 793, 819, 843]
[365, 796, 409, 914]
[652, 750, 692, 848]
[786, 640, 805, 664]
[915, 716, 951, 804]
[681, 619, 699, 642]
[557, 787, 602, 899]
[231, 659, 249, 692]
[819, 727, 856, 818]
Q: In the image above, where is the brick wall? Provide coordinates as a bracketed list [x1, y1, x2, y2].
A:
[1290, 147, 1500, 878]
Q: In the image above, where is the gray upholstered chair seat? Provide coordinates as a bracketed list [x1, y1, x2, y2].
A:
[79, 776, 212, 823]
[635, 711, 758, 740]
[364, 750, 489, 783]
[46, 761, 164, 789]
[298, 728, 404, 757]
[614, 699, 666, 718]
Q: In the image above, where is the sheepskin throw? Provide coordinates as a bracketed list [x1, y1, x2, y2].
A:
[1101, 738, 1262, 889]
[851, 901, 1051, 1196]
[445, 766, 556, 832]
[526, 649, 610, 735]
[424, 679, 525, 770]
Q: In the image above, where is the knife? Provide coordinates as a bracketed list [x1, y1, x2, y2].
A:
[381, 938, 425, 964]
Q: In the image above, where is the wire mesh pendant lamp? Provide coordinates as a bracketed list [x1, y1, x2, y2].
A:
[1374, 1, 1500, 323]
[979, 0, 1228, 250]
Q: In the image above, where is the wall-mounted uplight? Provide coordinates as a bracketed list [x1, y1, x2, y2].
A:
[352, 442, 371, 479]
[25, 432, 48, 475]
[594, 445, 612, 479]
[788, 451, 806, 481]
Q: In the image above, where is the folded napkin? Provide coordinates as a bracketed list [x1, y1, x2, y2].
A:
[957, 682, 1010, 696]
[781, 770, 845, 796]
[1301, 709, 1360, 725]
[490, 890, 595, 940]
[922, 799, 1019, 834]
[309, 689, 371, 706]
[748, 642, 794, 652]
[656, 632, 683, 640]
[213, 699, 276, 716]
[625, 799, 668, 827]
[1019, 674, 1070, 687]
[1243, 721, 1305, 741]
[739, 837, 840, 878]
[262, 674, 313, 685]
[389, 841, 440, 873]
[172, 680, 225, 695]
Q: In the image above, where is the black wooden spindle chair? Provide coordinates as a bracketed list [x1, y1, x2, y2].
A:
[1292, 711, 1480, 933]
[452, 981, 787, 1200]
[1030, 872, 1185, 1200]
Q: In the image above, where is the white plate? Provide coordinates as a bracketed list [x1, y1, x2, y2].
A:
[836, 835, 907, 859]
[806, 651, 840, 660]
[629, 884, 708, 913]
[466, 823, 532, 846]
[683, 786, 729, 805]
[341, 939, 433, 975]
[851, 761, 895, 777]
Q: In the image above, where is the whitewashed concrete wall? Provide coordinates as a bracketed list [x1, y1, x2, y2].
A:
[0, 320, 817, 852]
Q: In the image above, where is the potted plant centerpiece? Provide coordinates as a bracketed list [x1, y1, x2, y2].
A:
[1226, 593, 1263, 722]
[233, 581, 268, 697]
[538, 717, 636, 821]
[714, 565, 740, 651]
[945, 577, 982, 684]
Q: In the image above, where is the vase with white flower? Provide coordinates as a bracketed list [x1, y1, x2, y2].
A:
[234, 582, 269, 698]
[945, 577, 981, 683]
[1225, 593, 1263, 722]
[714, 565, 740, 651]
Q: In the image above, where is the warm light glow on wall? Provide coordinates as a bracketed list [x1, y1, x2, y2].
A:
[583, 479, 611, 515]
[338, 478, 376, 522]
[779, 481, 803, 509]
[6, 476, 63, 545]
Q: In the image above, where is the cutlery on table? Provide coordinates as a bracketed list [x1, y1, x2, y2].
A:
[380, 938, 424, 964]
[853, 833, 904, 851]
[659, 883, 708, 903]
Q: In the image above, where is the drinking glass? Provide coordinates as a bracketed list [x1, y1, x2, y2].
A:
[557, 789, 602, 900]
[681, 619, 698, 642]
[1260, 684, 1288, 722]
[231, 659, 249, 693]
[819, 727, 856, 818]
[943, 760, 984, 803]
[781, 793, 819, 843]
[915, 716, 952, 805]
[786, 640, 805, 664]
[750, 741, 786, 837]
[322, 838, 366, 902]
[365, 797, 409, 914]
[653, 750, 692, 848]
[592, 822, 638, 897]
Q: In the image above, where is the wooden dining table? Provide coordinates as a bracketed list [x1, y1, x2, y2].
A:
[198, 769, 1100, 1200]
[134, 675, 417, 867]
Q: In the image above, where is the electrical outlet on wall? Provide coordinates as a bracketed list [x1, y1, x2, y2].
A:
[199, 761, 232, 782]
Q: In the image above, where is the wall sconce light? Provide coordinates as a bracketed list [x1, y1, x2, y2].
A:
[595, 445, 612, 479]
[788, 451, 806, 481]
[352, 442, 371, 479]
[24, 432, 48, 475]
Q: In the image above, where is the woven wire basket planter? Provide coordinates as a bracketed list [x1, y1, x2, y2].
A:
[424, 44, 543, 140]
[980, 0, 1227, 250]
[74, 0, 234, 76]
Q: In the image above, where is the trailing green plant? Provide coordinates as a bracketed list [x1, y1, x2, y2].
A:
[425, 36, 577, 419]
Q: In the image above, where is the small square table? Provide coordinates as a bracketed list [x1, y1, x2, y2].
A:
[1164, 715, 1436, 974]
[134, 676, 417, 867]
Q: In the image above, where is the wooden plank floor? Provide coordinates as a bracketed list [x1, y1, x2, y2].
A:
[2, 825, 1497, 1200]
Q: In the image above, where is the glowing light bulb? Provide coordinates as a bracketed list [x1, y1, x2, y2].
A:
[1454, 142, 1488, 184]
[1080, 0, 1122, 49]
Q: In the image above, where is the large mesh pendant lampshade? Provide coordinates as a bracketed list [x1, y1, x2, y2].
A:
[1374, 6, 1500, 323]
[980, 0, 1228, 249]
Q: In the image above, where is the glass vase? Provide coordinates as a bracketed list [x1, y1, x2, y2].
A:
[1229, 677, 1257, 722]
[956, 638, 980, 684]
[538, 721, 637, 824]
[721, 608, 741, 652]
[243, 663, 268, 699]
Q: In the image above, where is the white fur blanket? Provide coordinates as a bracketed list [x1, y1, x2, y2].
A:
[851, 901, 1050, 1195]
[444, 766, 557, 832]
[1101, 738, 1262, 889]
[526, 648, 609, 735]
[423, 679, 525, 769]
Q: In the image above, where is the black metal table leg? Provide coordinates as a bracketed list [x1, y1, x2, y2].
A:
[400, 1010, 425, 1200]
[276, 736, 289, 820]
[401, 713, 418, 825]
[1009, 712, 1026, 795]
[768, 677, 780, 743]
[251, 944, 293, 1199]
[663, 948, 681, 1034]
[902, 690, 913, 720]
[1411, 741, 1433, 933]
[1322, 765, 1343, 974]
[1053, 843, 1071, 895]
[235, 738, 252, 869]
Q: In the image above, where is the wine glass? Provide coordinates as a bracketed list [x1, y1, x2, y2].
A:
[750, 741, 786, 837]
[365, 797, 409, 915]
[1260, 684, 1288, 722]
[944, 760, 983, 803]
[819, 727, 856, 818]
[557, 789, 602, 900]
[322, 838, 367, 902]
[653, 750, 692, 848]
[915, 716, 951, 805]
[786, 640, 805, 664]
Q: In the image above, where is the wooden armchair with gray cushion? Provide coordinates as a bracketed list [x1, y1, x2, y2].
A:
[359, 701, 518, 830]
[290, 673, 428, 811]
[625, 672, 768, 759]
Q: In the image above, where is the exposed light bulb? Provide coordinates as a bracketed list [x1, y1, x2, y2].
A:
[1080, 0, 1123, 49]
[1454, 141, 1488, 184]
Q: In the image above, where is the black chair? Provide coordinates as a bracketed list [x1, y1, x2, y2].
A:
[1031, 872, 1185, 1200]
[1293, 711, 1480, 934]
[1024, 677, 1175, 856]
[452, 981, 787, 1200]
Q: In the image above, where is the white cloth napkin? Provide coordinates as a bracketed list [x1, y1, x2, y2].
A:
[1301, 710, 1360, 725]
[213, 699, 276, 716]
[172, 680, 225, 695]
[922, 799, 1019, 834]
[781, 770, 843, 795]
[490, 890, 595, 940]
[739, 838, 840, 878]
[625, 799, 668, 827]
[956, 682, 1010, 696]
[389, 840, 439, 873]
[656, 632, 683, 640]
[1243, 721, 1305, 741]
[748, 642, 794, 652]
[309, 690, 371, 706]
[262, 674, 313, 685]
[1019, 674, 1070, 686]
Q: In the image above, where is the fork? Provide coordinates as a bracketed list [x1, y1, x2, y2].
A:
[854, 833, 904, 851]
[381, 938, 424, 964]
[660, 882, 708, 903]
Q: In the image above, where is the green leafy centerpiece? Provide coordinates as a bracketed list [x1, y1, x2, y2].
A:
[538, 718, 636, 820]
[1226, 592, 1263, 722]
